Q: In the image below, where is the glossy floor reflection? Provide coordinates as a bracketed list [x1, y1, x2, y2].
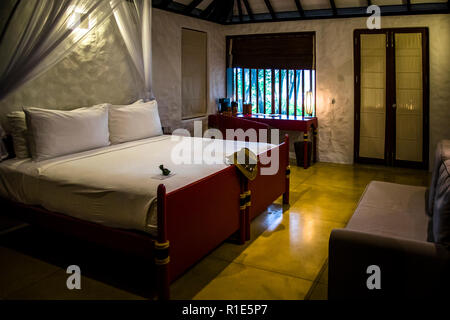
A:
[0, 163, 430, 300]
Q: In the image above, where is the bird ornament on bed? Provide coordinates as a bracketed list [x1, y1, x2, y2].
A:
[159, 164, 171, 176]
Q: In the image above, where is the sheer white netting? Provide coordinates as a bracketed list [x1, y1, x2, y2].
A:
[113, 0, 153, 100]
[0, 0, 123, 101]
[0, 124, 8, 160]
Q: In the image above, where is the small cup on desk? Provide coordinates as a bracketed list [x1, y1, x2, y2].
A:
[231, 102, 238, 116]
[243, 103, 252, 115]
[223, 107, 232, 117]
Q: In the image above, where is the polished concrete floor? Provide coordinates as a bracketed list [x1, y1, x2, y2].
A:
[0, 163, 430, 300]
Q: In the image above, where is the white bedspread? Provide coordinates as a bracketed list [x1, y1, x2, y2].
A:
[0, 135, 275, 235]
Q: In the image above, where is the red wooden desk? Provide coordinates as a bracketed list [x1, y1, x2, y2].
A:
[236, 114, 318, 169]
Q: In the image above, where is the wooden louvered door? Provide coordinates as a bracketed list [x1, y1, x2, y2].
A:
[354, 28, 429, 169]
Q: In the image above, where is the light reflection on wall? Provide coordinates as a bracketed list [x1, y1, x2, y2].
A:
[67, 7, 97, 41]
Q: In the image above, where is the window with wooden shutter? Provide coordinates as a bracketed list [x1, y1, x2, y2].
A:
[227, 32, 316, 117]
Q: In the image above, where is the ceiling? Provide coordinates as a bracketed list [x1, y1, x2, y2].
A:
[152, 0, 449, 24]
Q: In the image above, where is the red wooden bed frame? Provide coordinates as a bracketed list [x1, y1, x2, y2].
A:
[0, 135, 290, 300]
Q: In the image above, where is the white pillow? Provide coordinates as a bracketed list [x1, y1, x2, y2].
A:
[110, 99, 144, 109]
[24, 104, 110, 161]
[7, 111, 30, 159]
[7, 103, 112, 159]
[109, 100, 163, 144]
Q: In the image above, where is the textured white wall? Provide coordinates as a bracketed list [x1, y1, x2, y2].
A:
[225, 14, 450, 166]
[152, 9, 225, 133]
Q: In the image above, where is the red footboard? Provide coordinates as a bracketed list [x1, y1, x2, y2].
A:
[249, 135, 290, 221]
[156, 136, 290, 298]
[158, 166, 243, 283]
[208, 114, 290, 222]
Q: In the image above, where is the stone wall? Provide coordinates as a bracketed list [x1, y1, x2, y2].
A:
[152, 9, 225, 134]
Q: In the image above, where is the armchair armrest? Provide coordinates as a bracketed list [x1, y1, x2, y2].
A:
[328, 229, 450, 299]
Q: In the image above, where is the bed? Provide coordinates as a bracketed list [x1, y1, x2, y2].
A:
[0, 133, 290, 299]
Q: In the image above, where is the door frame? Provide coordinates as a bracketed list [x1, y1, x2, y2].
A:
[353, 27, 429, 169]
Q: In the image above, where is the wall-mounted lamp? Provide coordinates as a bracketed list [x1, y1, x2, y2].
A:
[67, 7, 95, 34]
[68, 10, 87, 30]
[305, 91, 314, 117]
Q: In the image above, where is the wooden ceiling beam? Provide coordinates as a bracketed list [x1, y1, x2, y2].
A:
[242, 0, 254, 20]
[152, 0, 448, 24]
[264, 0, 276, 19]
[200, 0, 219, 18]
[208, 0, 232, 23]
[237, 0, 244, 22]
[184, 0, 204, 13]
[224, 0, 235, 23]
[294, 0, 305, 17]
[159, 0, 172, 9]
[329, 0, 337, 16]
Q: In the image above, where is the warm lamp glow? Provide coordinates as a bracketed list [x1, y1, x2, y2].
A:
[67, 7, 95, 34]
[305, 91, 314, 116]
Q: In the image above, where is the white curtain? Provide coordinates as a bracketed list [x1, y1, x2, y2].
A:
[0, 0, 123, 101]
[0, 124, 8, 160]
[113, 0, 153, 100]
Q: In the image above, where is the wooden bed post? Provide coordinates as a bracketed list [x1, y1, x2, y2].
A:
[244, 179, 250, 241]
[156, 184, 170, 300]
[245, 182, 251, 241]
[239, 178, 249, 244]
[283, 134, 290, 205]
